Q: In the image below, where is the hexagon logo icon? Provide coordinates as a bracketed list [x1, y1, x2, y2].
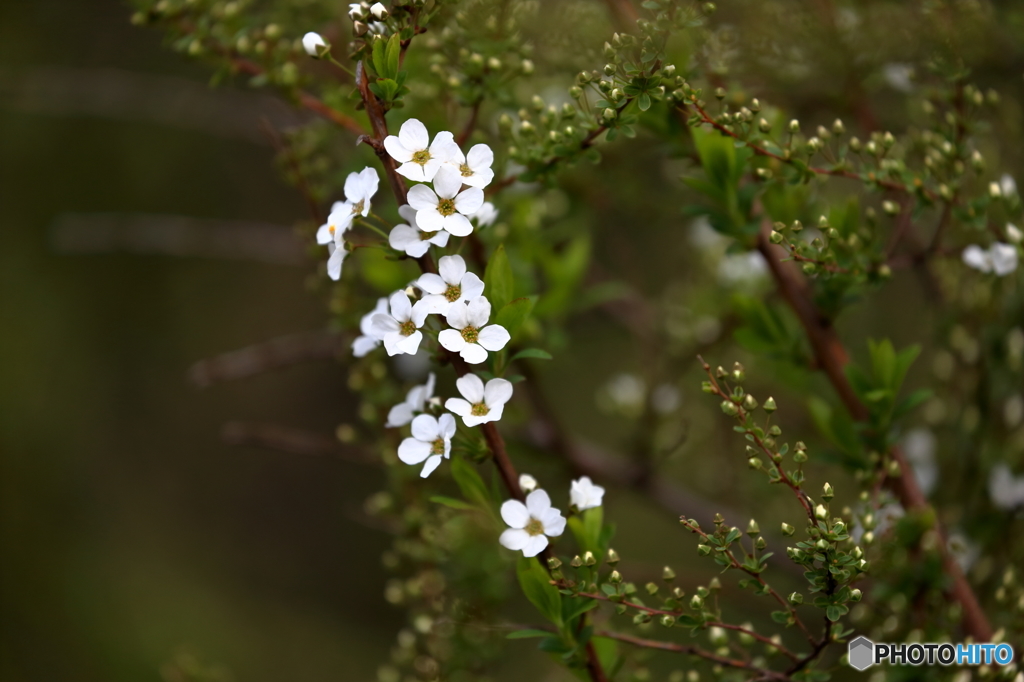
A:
[848, 636, 874, 671]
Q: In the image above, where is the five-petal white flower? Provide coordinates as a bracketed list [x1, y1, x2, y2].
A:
[370, 290, 429, 356]
[414, 255, 485, 315]
[407, 166, 484, 237]
[384, 119, 458, 182]
[445, 143, 495, 188]
[499, 489, 567, 558]
[438, 297, 509, 364]
[570, 476, 605, 511]
[445, 374, 513, 427]
[302, 32, 326, 56]
[316, 167, 379, 248]
[471, 201, 498, 227]
[962, 242, 1018, 276]
[353, 296, 389, 357]
[389, 205, 449, 257]
[398, 413, 456, 478]
[385, 373, 436, 427]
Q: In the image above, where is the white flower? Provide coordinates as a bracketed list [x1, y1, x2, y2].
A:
[882, 63, 913, 93]
[962, 242, 1018, 276]
[370, 2, 388, 19]
[445, 374, 513, 427]
[325, 242, 347, 281]
[353, 297, 389, 357]
[989, 464, 1024, 510]
[302, 32, 326, 56]
[316, 167, 379, 245]
[384, 119, 458, 183]
[1008, 223, 1022, 243]
[385, 372, 436, 427]
[370, 290, 429, 356]
[499, 489, 566, 558]
[445, 143, 495, 188]
[519, 473, 538, 493]
[570, 476, 605, 511]
[398, 413, 456, 478]
[902, 428, 937, 497]
[388, 205, 450, 257]
[1001, 173, 1017, 197]
[472, 202, 498, 227]
[407, 166, 484, 237]
[438, 296, 510, 364]
[718, 251, 769, 285]
[414, 255, 484, 315]
[367, 21, 387, 36]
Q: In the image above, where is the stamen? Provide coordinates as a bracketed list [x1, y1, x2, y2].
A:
[470, 402, 489, 417]
[399, 320, 417, 336]
[430, 438, 445, 455]
[444, 284, 462, 302]
[460, 325, 479, 343]
[525, 518, 545, 536]
[412, 150, 431, 165]
[438, 198, 456, 216]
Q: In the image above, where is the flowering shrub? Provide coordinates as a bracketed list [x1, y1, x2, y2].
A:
[133, 0, 1023, 680]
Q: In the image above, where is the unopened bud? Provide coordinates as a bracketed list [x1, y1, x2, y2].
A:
[646, 582, 659, 595]
[747, 519, 760, 536]
[606, 548, 620, 565]
[788, 592, 804, 605]
[548, 557, 563, 570]
[758, 118, 771, 133]
[788, 119, 800, 134]
[583, 550, 596, 566]
[570, 555, 583, 568]
[660, 615, 676, 627]
[815, 504, 828, 520]
[608, 570, 622, 584]
[763, 396, 777, 412]
[690, 594, 704, 609]
[832, 119, 845, 135]
[822, 482, 834, 501]
[781, 522, 795, 536]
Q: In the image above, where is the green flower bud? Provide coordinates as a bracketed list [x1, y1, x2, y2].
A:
[849, 136, 862, 152]
[569, 86, 583, 99]
[548, 557, 563, 570]
[607, 548, 620, 565]
[758, 118, 771, 133]
[815, 505, 828, 520]
[850, 589, 862, 602]
[882, 131, 895, 149]
[748, 457, 763, 469]
[743, 394, 758, 411]
[583, 550, 596, 566]
[715, 87, 726, 100]
[660, 615, 676, 628]
[602, 107, 616, 121]
[832, 119, 845, 135]
[822, 482, 834, 501]
[698, 544, 711, 556]
[781, 522, 795, 536]
[633, 612, 650, 625]
[570, 555, 583, 568]
[662, 566, 676, 581]
[604, 63, 616, 76]
[755, 536, 767, 550]
[732, 362, 745, 382]
[646, 582, 659, 595]
[747, 519, 760, 536]
[609, 570, 622, 584]
[788, 592, 804, 605]
[788, 119, 800, 134]
[690, 594, 704, 609]
[721, 400, 740, 417]
[882, 200, 900, 216]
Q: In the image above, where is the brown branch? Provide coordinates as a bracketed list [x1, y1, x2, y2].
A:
[188, 330, 345, 387]
[596, 630, 789, 680]
[259, 119, 324, 224]
[456, 99, 482, 147]
[754, 223, 994, 642]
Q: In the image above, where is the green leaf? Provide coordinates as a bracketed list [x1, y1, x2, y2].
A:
[506, 629, 552, 639]
[484, 244, 514, 311]
[638, 93, 652, 111]
[517, 557, 563, 627]
[511, 348, 553, 362]
[562, 596, 598, 624]
[371, 37, 386, 78]
[428, 495, 475, 510]
[385, 33, 401, 80]
[495, 297, 536, 339]
[450, 457, 490, 509]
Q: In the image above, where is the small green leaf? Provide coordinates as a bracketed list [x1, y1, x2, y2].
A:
[428, 495, 475, 510]
[385, 33, 401, 80]
[495, 297, 536, 339]
[511, 348, 553, 362]
[371, 38, 386, 77]
[506, 628, 552, 639]
[450, 457, 490, 509]
[517, 557, 563, 627]
[484, 244, 514, 311]
[638, 93, 652, 111]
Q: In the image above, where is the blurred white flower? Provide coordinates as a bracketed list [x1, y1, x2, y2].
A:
[902, 428, 937, 497]
[718, 251, 769, 286]
[1007, 224, 1022, 243]
[384, 119, 458, 182]
[302, 32, 326, 56]
[353, 296, 389, 357]
[519, 473, 538, 493]
[883, 63, 913, 92]
[946, 531, 979, 572]
[601, 373, 646, 415]
[445, 143, 495, 188]
[570, 476, 605, 510]
[407, 166, 484, 237]
[962, 243, 1018, 276]
[370, 291, 429, 356]
[325, 241, 347, 281]
[989, 464, 1024, 510]
[445, 374, 512, 427]
[1001, 173, 1017, 197]
[499, 489, 566, 557]
[398, 413, 456, 478]
[651, 384, 681, 414]
[414, 255, 484, 315]
[385, 372, 436, 427]
[438, 297, 509, 364]
[472, 202, 499, 227]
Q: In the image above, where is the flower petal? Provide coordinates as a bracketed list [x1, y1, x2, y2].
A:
[327, 247, 345, 281]
[395, 162, 426, 182]
[396, 330, 422, 355]
[411, 413, 440, 441]
[466, 143, 494, 170]
[416, 294, 450, 316]
[438, 255, 466, 285]
[962, 245, 991, 272]
[525, 489, 552, 518]
[385, 402, 415, 428]
[404, 240, 430, 258]
[453, 187, 484, 215]
[397, 437, 432, 465]
[438, 329, 466, 352]
[444, 397, 471, 417]
[415, 273, 447, 295]
[388, 224, 418, 250]
[460, 343, 488, 364]
[500, 499, 530, 528]
[382, 332, 403, 356]
[410, 300, 431, 327]
[455, 373, 485, 403]
[484, 378, 514, 407]
[351, 335, 379, 358]
[389, 291, 412, 322]
[461, 168, 494, 188]
[416, 208, 446, 232]
[541, 509, 566, 537]
[383, 135, 413, 162]
[522, 534, 549, 558]
[438, 413, 456, 439]
[316, 223, 334, 245]
[442, 213, 473, 237]
[432, 166, 462, 199]
[407, 183, 439, 211]
[420, 454, 443, 478]
[466, 297, 492, 328]
[399, 118, 429, 151]
[370, 313, 399, 338]
[429, 231, 451, 247]
[444, 300, 470, 329]
[460, 272, 484, 301]
[429, 131, 459, 163]
[499, 528, 530, 551]
[477, 324, 510, 352]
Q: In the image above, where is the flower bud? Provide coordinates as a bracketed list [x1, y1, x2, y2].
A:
[583, 551, 596, 566]
[519, 473, 538, 492]
[763, 396, 777, 412]
[748, 457, 762, 469]
[815, 505, 828, 520]
[781, 522, 795, 536]
[570, 555, 583, 568]
[698, 544, 711, 556]
[822, 482, 834, 501]
[755, 536, 767, 550]
[882, 200, 900, 216]
[758, 118, 771, 133]
[606, 548, 620, 565]
[747, 519, 760, 536]
[850, 589, 862, 602]
[690, 594, 704, 609]
[863, 531, 875, 545]
[548, 557, 563, 570]
[609, 570, 622, 584]
[788, 592, 804, 605]
[646, 582, 659, 595]
[370, 2, 388, 19]
[602, 108, 617, 121]
[660, 615, 676, 627]
[720, 401, 740, 417]
[882, 131, 895, 149]
[520, 59, 534, 75]
[788, 119, 800, 134]
[832, 119, 845, 135]
[849, 136, 862, 152]
[989, 182, 1002, 198]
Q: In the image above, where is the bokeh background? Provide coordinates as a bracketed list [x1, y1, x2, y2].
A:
[3, 1, 1023, 681]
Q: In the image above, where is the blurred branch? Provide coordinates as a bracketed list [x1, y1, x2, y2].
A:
[259, 119, 323, 224]
[596, 630, 789, 680]
[755, 221, 994, 642]
[188, 331, 345, 387]
[221, 420, 374, 463]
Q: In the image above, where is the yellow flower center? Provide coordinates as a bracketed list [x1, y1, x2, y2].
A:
[438, 198, 457, 216]
[460, 163, 473, 177]
[431, 438, 445, 455]
[351, 200, 364, 215]
[328, 224, 336, 235]
[525, 518, 545, 536]
[460, 325, 479, 343]
[444, 284, 462, 302]
[470, 402, 489, 417]
[399, 320, 417, 336]
[412, 149, 431, 165]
